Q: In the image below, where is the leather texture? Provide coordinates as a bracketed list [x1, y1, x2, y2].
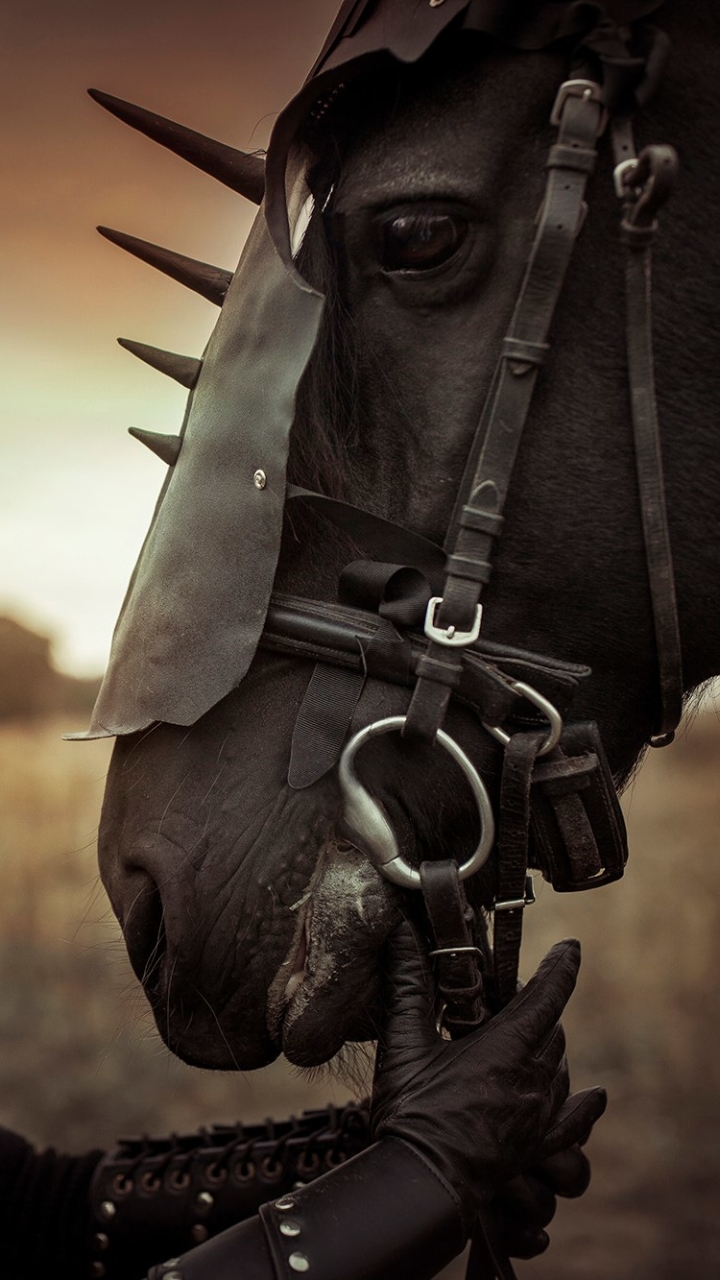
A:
[88, 1105, 370, 1280]
[371, 924, 606, 1230]
[148, 1141, 464, 1280]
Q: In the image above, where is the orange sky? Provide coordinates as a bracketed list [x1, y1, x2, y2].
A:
[1, 0, 339, 674]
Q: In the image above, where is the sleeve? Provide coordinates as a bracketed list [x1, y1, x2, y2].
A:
[0, 1126, 103, 1280]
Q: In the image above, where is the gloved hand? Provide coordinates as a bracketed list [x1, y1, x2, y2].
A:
[371, 921, 606, 1230]
[489, 1142, 594, 1258]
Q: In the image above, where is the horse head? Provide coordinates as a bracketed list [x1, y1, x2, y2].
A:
[84, 2, 720, 1071]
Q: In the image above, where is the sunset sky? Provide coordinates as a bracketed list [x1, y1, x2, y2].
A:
[1, 0, 339, 674]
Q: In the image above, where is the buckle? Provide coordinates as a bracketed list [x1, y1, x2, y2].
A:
[550, 78, 606, 131]
[424, 596, 483, 648]
[614, 157, 639, 198]
[494, 875, 537, 913]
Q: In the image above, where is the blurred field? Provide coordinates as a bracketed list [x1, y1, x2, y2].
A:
[1, 707, 719, 1277]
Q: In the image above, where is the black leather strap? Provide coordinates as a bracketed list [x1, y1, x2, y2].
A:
[404, 84, 605, 746]
[616, 137, 683, 743]
[420, 859, 488, 1038]
[491, 732, 544, 1010]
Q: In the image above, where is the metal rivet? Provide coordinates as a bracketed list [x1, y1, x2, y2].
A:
[99, 1201, 116, 1221]
[93, 1233, 110, 1251]
[280, 1221, 301, 1238]
[253, 468, 267, 489]
[429, 0, 445, 6]
[92, 1265, 106, 1278]
[276, 1196, 296, 1211]
[289, 1253, 310, 1273]
[191, 1224, 209, 1243]
[196, 1191, 214, 1211]
[164, 1272, 183, 1280]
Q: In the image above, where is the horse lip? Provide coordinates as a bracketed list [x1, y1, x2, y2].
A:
[283, 904, 312, 1004]
[266, 899, 314, 1044]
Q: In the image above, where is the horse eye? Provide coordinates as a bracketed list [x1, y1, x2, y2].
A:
[380, 212, 468, 271]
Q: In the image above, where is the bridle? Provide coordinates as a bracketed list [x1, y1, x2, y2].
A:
[256, 33, 681, 1277]
[260, 26, 680, 938]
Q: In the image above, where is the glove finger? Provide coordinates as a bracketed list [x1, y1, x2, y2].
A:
[495, 1173, 557, 1228]
[539, 1087, 607, 1160]
[529, 1146, 591, 1199]
[501, 1222, 550, 1260]
[497, 939, 581, 1049]
[379, 917, 439, 1055]
[535, 1019, 566, 1072]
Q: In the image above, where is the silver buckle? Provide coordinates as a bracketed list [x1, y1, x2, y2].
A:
[550, 78, 606, 129]
[614, 157, 639, 198]
[494, 876, 537, 913]
[424, 596, 482, 648]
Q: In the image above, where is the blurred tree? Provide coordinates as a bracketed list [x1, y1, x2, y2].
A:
[0, 617, 99, 720]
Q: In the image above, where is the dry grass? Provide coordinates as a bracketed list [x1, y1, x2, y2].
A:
[1, 708, 719, 1277]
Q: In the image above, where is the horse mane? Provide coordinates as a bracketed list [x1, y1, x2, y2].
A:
[290, 211, 361, 498]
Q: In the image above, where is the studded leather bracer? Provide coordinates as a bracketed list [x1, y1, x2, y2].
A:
[147, 1138, 466, 1280]
[88, 1103, 370, 1280]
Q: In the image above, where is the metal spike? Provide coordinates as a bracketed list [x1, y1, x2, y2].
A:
[128, 428, 182, 466]
[118, 338, 201, 390]
[88, 89, 265, 205]
[98, 227, 232, 306]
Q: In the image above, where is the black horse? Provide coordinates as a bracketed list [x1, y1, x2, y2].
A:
[85, 1, 719, 1073]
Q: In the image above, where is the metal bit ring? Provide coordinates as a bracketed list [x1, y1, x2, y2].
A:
[338, 716, 495, 890]
[483, 681, 562, 757]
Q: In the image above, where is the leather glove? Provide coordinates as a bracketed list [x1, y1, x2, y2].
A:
[490, 1142, 593, 1258]
[371, 921, 607, 1230]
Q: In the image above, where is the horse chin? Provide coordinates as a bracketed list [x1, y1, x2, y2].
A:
[266, 840, 399, 1068]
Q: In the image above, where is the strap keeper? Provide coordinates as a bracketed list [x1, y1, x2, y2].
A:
[415, 653, 463, 688]
[459, 505, 505, 537]
[546, 143, 597, 174]
[620, 219, 657, 248]
[501, 337, 550, 367]
[446, 553, 493, 584]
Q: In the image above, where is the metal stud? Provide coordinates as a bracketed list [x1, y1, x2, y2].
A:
[164, 1272, 183, 1280]
[289, 1253, 310, 1273]
[275, 1196, 296, 1211]
[92, 1264, 106, 1278]
[99, 1201, 116, 1221]
[429, 0, 446, 6]
[253, 468, 267, 490]
[191, 1225, 209, 1243]
[280, 1221, 301, 1238]
[93, 1233, 110, 1251]
[196, 1191, 214, 1211]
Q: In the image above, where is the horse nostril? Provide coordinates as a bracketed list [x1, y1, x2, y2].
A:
[122, 873, 167, 991]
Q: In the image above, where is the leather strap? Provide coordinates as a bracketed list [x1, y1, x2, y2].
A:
[405, 84, 605, 745]
[491, 732, 544, 1010]
[615, 134, 683, 743]
[420, 859, 488, 1038]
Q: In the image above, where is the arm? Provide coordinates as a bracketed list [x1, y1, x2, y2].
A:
[145, 929, 605, 1280]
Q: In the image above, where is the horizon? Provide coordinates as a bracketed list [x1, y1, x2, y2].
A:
[1, 0, 338, 677]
